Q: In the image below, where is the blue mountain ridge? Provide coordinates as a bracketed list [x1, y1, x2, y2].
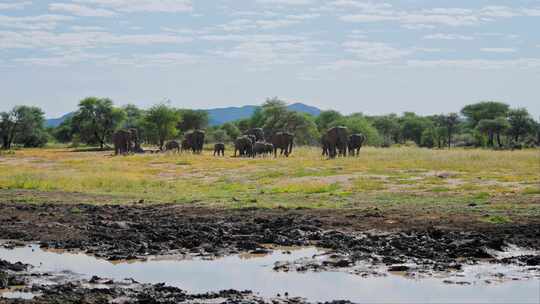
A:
[46, 102, 321, 127]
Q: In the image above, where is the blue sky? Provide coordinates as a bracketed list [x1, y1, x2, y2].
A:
[1, 0, 539, 118]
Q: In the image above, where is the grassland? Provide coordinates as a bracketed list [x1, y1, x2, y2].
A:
[0, 146, 538, 223]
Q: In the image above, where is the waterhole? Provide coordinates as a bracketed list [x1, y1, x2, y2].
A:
[1, 245, 539, 303]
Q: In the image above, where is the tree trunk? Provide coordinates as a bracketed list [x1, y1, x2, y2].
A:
[447, 132, 452, 149]
[487, 132, 494, 147]
[496, 132, 502, 147]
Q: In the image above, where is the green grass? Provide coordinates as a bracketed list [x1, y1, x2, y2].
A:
[0, 146, 538, 223]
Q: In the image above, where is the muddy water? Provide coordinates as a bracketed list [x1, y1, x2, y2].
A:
[1, 245, 539, 303]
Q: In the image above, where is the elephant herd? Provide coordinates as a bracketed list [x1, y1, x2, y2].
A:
[112, 128, 144, 155]
[113, 126, 366, 159]
[322, 126, 367, 158]
[233, 129, 294, 158]
[165, 130, 206, 154]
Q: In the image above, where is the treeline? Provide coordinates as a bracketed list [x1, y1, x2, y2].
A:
[0, 97, 538, 150]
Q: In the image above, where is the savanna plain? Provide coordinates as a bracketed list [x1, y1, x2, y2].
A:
[0, 146, 539, 303]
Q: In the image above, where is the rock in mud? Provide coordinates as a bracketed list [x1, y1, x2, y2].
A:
[0, 270, 8, 289]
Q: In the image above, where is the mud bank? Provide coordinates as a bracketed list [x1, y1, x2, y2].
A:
[1, 203, 539, 266]
[1, 202, 539, 303]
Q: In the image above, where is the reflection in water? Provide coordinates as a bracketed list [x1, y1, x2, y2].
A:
[0, 291, 38, 300]
[1, 245, 539, 303]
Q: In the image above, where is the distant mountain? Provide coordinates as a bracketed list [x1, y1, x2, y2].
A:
[206, 105, 259, 126]
[207, 103, 321, 125]
[287, 103, 321, 117]
[46, 102, 322, 127]
[45, 112, 74, 128]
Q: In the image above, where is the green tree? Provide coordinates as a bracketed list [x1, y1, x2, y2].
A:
[477, 118, 511, 147]
[221, 122, 241, 141]
[441, 113, 460, 148]
[249, 107, 265, 129]
[177, 109, 209, 133]
[12, 106, 48, 148]
[235, 118, 251, 133]
[261, 97, 288, 136]
[372, 115, 400, 146]
[507, 108, 534, 142]
[283, 112, 320, 145]
[0, 106, 48, 149]
[212, 129, 227, 143]
[461, 101, 509, 129]
[0, 111, 17, 149]
[399, 112, 431, 145]
[143, 103, 180, 149]
[71, 97, 126, 149]
[341, 114, 382, 146]
[316, 110, 343, 132]
[54, 117, 75, 144]
[122, 104, 144, 129]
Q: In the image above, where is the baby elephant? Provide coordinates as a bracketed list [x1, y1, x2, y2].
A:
[214, 143, 225, 156]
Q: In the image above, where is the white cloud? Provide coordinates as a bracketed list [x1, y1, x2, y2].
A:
[285, 13, 320, 20]
[0, 14, 73, 30]
[343, 40, 412, 62]
[340, 5, 539, 27]
[401, 24, 436, 30]
[49, 3, 116, 17]
[256, 0, 312, 5]
[480, 48, 517, 53]
[407, 58, 540, 69]
[73, 0, 192, 13]
[209, 36, 322, 69]
[341, 12, 480, 27]
[0, 1, 32, 10]
[104, 53, 198, 67]
[200, 34, 307, 43]
[423, 33, 474, 40]
[0, 30, 191, 49]
[215, 14, 315, 32]
[14, 52, 198, 67]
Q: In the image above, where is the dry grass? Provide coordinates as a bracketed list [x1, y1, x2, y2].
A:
[0, 146, 538, 219]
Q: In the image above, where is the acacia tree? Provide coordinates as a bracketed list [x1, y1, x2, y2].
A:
[316, 110, 344, 132]
[0, 106, 48, 149]
[71, 97, 126, 149]
[461, 101, 509, 128]
[177, 109, 209, 133]
[442, 113, 460, 148]
[261, 98, 289, 138]
[476, 118, 511, 148]
[372, 115, 400, 146]
[0, 111, 16, 149]
[507, 108, 534, 142]
[143, 103, 180, 150]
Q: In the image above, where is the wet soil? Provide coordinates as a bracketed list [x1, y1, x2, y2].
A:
[1, 203, 539, 303]
[1, 203, 539, 263]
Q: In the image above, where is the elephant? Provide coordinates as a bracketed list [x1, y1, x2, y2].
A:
[325, 126, 349, 158]
[113, 129, 140, 155]
[247, 135, 256, 145]
[234, 136, 253, 157]
[265, 143, 274, 155]
[181, 139, 191, 153]
[245, 128, 265, 142]
[165, 140, 180, 153]
[185, 130, 205, 154]
[348, 134, 367, 156]
[271, 132, 294, 157]
[214, 143, 225, 156]
[253, 141, 272, 157]
[321, 133, 331, 157]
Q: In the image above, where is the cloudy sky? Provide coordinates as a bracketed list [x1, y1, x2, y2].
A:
[1, 0, 539, 118]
